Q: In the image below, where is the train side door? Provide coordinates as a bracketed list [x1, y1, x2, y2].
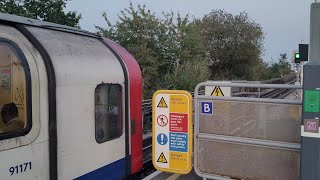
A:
[0, 25, 49, 179]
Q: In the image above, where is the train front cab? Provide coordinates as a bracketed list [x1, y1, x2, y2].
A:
[0, 14, 142, 180]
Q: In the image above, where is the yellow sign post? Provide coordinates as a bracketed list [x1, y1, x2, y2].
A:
[152, 90, 193, 174]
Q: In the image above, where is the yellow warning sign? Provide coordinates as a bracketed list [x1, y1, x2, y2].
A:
[152, 90, 193, 174]
[211, 86, 224, 96]
[157, 152, 168, 163]
[169, 152, 188, 170]
[157, 97, 168, 108]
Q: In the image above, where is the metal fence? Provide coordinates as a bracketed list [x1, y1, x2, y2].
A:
[194, 82, 302, 180]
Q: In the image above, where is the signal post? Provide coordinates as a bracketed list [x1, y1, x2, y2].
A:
[300, 2, 320, 180]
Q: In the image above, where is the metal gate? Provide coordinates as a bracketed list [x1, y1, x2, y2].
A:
[194, 82, 302, 180]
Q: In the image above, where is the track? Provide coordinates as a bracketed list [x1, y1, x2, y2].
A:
[260, 88, 295, 99]
[260, 79, 296, 99]
[143, 135, 152, 164]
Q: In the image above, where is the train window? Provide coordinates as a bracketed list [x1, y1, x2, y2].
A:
[95, 84, 123, 143]
[0, 40, 31, 138]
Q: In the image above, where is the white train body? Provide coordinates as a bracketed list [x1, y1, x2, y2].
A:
[0, 13, 143, 180]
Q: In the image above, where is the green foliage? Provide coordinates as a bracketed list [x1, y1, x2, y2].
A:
[0, 0, 81, 27]
[269, 53, 292, 78]
[97, 3, 291, 98]
[96, 3, 209, 97]
[253, 58, 270, 80]
[161, 60, 210, 91]
[198, 10, 265, 81]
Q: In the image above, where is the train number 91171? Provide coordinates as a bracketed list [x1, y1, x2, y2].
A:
[9, 162, 32, 176]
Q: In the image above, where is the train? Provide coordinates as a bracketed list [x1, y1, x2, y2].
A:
[0, 12, 143, 180]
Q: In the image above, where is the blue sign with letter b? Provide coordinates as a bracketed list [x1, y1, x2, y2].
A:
[201, 102, 213, 115]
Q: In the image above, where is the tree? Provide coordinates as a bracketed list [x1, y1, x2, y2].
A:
[0, 0, 81, 27]
[157, 13, 210, 93]
[269, 53, 292, 78]
[198, 10, 265, 81]
[97, 3, 210, 97]
[253, 58, 270, 80]
[161, 60, 210, 92]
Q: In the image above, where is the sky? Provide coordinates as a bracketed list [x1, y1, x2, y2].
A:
[66, 0, 314, 63]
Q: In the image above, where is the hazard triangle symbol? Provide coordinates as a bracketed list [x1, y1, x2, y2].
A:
[157, 97, 168, 108]
[157, 152, 168, 163]
[211, 86, 224, 96]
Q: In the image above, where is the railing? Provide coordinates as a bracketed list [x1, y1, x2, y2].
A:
[193, 82, 302, 180]
[141, 74, 298, 166]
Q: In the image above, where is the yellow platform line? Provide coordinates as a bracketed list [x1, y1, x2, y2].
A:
[166, 173, 181, 180]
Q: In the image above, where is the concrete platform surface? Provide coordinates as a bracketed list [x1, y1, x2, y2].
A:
[143, 168, 202, 180]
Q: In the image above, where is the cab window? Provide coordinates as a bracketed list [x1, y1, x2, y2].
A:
[95, 84, 123, 143]
[0, 40, 30, 137]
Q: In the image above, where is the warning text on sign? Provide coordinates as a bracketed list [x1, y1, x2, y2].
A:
[169, 152, 188, 170]
[170, 113, 188, 133]
[169, 132, 188, 152]
[170, 95, 188, 113]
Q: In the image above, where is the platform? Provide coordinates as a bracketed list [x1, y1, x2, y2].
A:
[143, 168, 202, 180]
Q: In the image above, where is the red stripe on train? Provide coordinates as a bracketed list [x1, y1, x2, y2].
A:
[104, 38, 143, 174]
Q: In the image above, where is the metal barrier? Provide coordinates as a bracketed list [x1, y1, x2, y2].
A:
[194, 82, 302, 180]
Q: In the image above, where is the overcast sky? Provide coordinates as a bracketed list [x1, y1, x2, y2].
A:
[66, 0, 314, 63]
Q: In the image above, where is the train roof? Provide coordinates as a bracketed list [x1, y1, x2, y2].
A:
[0, 12, 99, 38]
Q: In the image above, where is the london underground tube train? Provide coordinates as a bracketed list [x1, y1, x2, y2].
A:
[0, 12, 143, 180]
